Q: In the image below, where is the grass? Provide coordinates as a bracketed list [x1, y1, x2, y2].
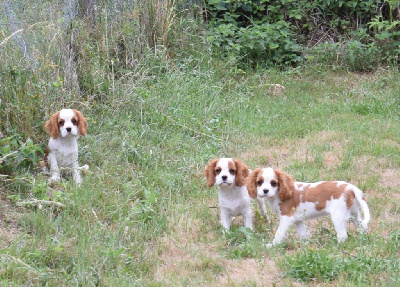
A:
[1, 1, 400, 285]
[1, 63, 399, 286]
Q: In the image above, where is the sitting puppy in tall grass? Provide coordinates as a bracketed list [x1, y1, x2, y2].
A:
[204, 158, 268, 232]
[247, 167, 370, 246]
[42, 108, 88, 185]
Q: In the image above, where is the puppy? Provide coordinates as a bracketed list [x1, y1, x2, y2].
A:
[43, 109, 88, 185]
[247, 167, 370, 246]
[204, 158, 268, 232]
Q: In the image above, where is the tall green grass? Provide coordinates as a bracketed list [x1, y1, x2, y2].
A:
[1, 1, 400, 286]
[2, 61, 399, 285]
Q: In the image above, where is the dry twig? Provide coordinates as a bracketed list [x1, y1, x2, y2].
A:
[1, 254, 36, 271]
[16, 198, 65, 209]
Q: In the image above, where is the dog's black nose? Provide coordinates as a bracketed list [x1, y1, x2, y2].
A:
[263, 189, 269, 194]
[66, 127, 72, 132]
[222, 175, 227, 181]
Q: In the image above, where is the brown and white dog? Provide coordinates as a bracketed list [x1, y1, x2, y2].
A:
[43, 109, 88, 185]
[247, 167, 370, 246]
[204, 158, 268, 232]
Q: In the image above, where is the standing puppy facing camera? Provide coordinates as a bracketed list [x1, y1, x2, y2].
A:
[43, 109, 88, 185]
[247, 167, 371, 247]
[204, 158, 268, 232]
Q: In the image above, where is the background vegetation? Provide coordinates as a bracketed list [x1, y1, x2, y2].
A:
[206, 0, 400, 69]
[1, 0, 399, 285]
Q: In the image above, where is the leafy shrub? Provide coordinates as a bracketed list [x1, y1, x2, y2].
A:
[368, 12, 400, 64]
[206, 0, 303, 67]
[208, 21, 302, 67]
[0, 133, 43, 174]
[205, 0, 400, 69]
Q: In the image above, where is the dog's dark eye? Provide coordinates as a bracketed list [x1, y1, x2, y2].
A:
[257, 180, 263, 186]
[58, 120, 64, 126]
[270, 180, 277, 187]
[72, 119, 78, 125]
[229, 169, 235, 174]
[215, 168, 221, 174]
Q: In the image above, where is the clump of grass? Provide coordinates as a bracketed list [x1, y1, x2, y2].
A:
[280, 241, 400, 283]
[1, 1, 400, 285]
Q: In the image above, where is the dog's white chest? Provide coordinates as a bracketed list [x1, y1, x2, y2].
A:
[48, 137, 78, 167]
[219, 187, 250, 216]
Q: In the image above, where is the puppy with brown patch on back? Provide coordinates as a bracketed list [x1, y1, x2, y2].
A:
[204, 158, 268, 232]
[43, 109, 88, 185]
[247, 167, 371, 247]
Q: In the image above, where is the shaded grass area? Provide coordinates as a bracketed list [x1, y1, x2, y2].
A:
[1, 66, 400, 285]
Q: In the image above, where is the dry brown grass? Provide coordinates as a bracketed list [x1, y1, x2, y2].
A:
[154, 226, 283, 286]
[241, 131, 346, 172]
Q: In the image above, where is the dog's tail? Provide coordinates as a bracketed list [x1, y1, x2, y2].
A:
[352, 185, 371, 231]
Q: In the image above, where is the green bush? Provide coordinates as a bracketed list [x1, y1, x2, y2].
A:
[205, 0, 400, 68]
[206, 0, 304, 67]
[0, 134, 43, 174]
[208, 21, 302, 67]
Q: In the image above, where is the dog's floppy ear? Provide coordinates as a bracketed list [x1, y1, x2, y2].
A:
[246, 169, 262, 199]
[204, 159, 219, 188]
[233, 159, 249, 187]
[275, 169, 295, 201]
[74, 109, 87, 136]
[45, 111, 60, 139]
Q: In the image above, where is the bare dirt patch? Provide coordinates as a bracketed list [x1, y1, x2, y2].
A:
[155, 235, 283, 286]
[217, 257, 280, 286]
[380, 169, 400, 189]
[0, 194, 24, 249]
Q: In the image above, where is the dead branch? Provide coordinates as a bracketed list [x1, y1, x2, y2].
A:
[16, 198, 65, 209]
[1, 254, 36, 270]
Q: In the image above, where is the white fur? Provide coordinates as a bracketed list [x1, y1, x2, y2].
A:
[205, 158, 268, 232]
[253, 167, 370, 246]
[45, 109, 86, 185]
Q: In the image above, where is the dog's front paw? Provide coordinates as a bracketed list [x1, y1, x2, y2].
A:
[266, 238, 283, 248]
[81, 164, 89, 171]
[221, 227, 229, 235]
[48, 176, 60, 186]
